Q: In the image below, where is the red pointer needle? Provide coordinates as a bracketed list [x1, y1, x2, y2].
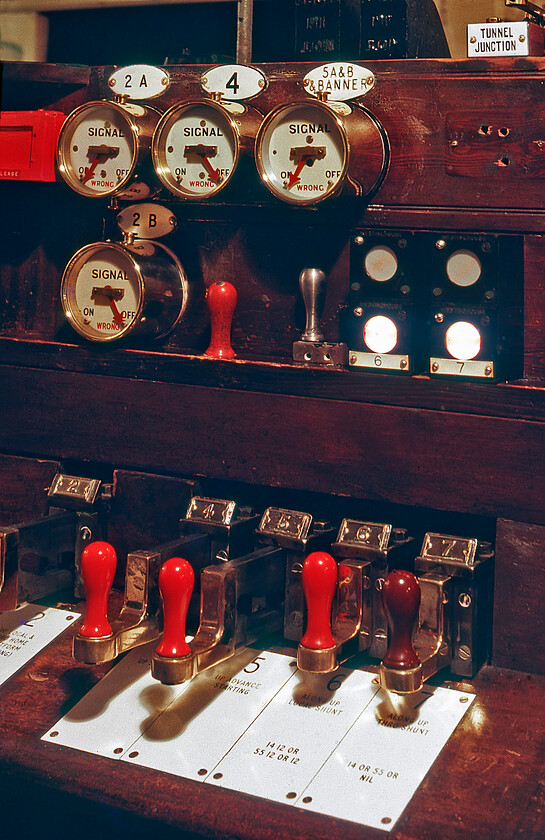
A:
[104, 285, 124, 326]
[82, 157, 100, 184]
[200, 154, 220, 183]
[287, 158, 307, 188]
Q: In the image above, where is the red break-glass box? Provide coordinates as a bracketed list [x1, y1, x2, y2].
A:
[0, 109, 66, 181]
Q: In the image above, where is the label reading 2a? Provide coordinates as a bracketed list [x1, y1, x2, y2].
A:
[109, 65, 170, 100]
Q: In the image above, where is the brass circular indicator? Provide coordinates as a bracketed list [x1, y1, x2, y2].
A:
[56, 100, 159, 198]
[255, 100, 349, 205]
[152, 100, 240, 199]
[60, 240, 187, 342]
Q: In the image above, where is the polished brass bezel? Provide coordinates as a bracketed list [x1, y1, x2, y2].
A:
[151, 99, 241, 200]
[255, 99, 349, 206]
[56, 99, 143, 198]
[60, 241, 145, 343]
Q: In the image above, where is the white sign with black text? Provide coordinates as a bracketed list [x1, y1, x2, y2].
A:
[0, 604, 79, 686]
[43, 645, 474, 832]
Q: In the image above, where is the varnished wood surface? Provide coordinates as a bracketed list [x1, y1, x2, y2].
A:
[0, 453, 61, 524]
[0, 613, 544, 840]
[494, 519, 545, 676]
[0, 364, 544, 525]
[1, 337, 545, 421]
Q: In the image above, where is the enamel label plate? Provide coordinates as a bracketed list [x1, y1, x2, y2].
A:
[44, 647, 474, 831]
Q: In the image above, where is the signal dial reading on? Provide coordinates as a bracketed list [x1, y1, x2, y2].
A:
[256, 102, 348, 205]
[56, 101, 159, 198]
[152, 101, 239, 199]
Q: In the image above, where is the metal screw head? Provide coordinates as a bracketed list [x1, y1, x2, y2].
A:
[431, 362, 439, 373]
[375, 577, 384, 591]
[349, 354, 357, 365]
[470, 36, 477, 44]
[400, 359, 408, 369]
[80, 526, 92, 542]
[354, 235, 365, 246]
[354, 307, 363, 317]
[519, 34, 526, 42]
[458, 645, 472, 660]
[458, 592, 472, 608]
[435, 312, 444, 323]
[108, 78, 116, 88]
[481, 242, 492, 253]
[435, 239, 446, 250]
[485, 366, 493, 377]
[289, 611, 303, 628]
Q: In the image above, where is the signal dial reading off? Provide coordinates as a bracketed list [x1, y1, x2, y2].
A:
[152, 101, 239, 199]
[60, 241, 187, 343]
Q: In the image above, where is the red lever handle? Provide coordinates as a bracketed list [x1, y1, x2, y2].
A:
[79, 541, 117, 638]
[205, 280, 237, 359]
[300, 551, 337, 650]
[156, 557, 195, 658]
[382, 570, 421, 670]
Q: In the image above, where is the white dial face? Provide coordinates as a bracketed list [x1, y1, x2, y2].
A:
[62, 245, 142, 341]
[154, 103, 237, 198]
[257, 102, 347, 204]
[58, 103, 136, 196]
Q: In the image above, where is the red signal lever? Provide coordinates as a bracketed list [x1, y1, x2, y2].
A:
[205, 280, 237, 359]
[379, 569, 425, 694]
[297, 551, 338, 673]
[78, 541, 117, 638]
[155, 557, 195, 659]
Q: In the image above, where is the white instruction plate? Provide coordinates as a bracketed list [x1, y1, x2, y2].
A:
[298, 683, 474, 831]
[43, 642, 185, 757]
[43, 648, 474, 832]
[123, 649, 297, 780]
[0, 604, 79, 688]
[208, 667, 378, 800]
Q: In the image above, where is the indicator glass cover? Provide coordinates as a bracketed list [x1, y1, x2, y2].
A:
[152, 101, 239, 199]
[61, 243, 143, 341]
[256, 101, 348, 205]
[445, 321, 482, 360]
[363, 315, 398, 354]
[57, 101, 140, 197]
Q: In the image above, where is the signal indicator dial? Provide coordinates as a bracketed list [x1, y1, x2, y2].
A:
[60, 240, 187, 343]
[56, 100, 160, 198]
[255, 99, 387, 205]
[152, 100, 242, 200]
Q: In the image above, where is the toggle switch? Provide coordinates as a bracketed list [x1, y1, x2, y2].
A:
[204, 280, 237, 359]
[78, 541, 117, 638]
[0, 472, 107, 612]
[155, 557, 194, 658]
[379, 534, 495, 693]
[331, 519, 416, 659]
[380, 569, 421, 674]
[73, 496, 260, 665]
[255, 506, 335, 642]
[297, 551, 338, 672]
[379, 567, 452, 695]
[293, 268, 348, 366]
[152, 545, 286, 684]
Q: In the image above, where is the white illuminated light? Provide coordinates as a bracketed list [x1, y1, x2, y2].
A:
[363, 315, 398, 354]
[445, 321, 481, 360]
[446, 250, 482, 287]
[364, 245, 398, 282]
